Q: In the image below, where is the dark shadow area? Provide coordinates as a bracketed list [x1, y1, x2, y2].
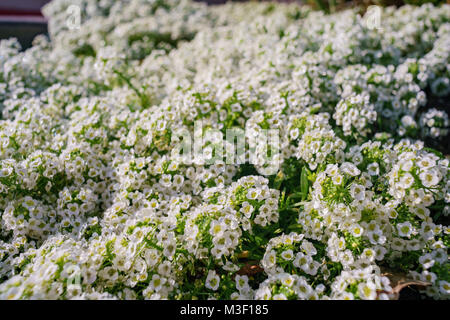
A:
[0, 21, 48, 49]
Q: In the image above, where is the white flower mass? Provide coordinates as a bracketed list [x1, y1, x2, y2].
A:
[0, 0, 449, 300]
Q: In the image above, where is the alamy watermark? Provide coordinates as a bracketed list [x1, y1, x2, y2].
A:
[65, 264, 82, 297]
[66, 5, 81, 30]
[170, 121, 281, 176]
[364, 6, 382, 31]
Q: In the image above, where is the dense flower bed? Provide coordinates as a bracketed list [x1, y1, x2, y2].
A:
[0, 0, 449, 300]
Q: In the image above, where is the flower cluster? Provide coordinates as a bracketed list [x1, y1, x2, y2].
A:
[419, 108, 449, 139]
[0, 0, 448, 300]
[333, 93, 377, 141]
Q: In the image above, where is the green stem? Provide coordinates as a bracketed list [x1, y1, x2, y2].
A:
[113, 69, 142, 98]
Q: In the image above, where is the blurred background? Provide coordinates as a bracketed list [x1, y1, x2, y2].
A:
[0, 0, 448, 49]
[0, 0, 49, 49]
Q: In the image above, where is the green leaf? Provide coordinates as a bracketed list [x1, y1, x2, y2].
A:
[300, 166, 309, 201]
[272, 171, 284, 190]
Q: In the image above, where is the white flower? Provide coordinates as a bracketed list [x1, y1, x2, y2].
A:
[439, 281, 450, 295]
[209, 220, 225, 238]
[350, 224, 364, 237]
[150, 274, 166, 292]
[246, 188, 259, 200]
[205, 270, 220, 291]
[357, 281, 377, 300]
[263, 250, 277, 269]
[419, 253, 435, 269]
[293, 252, 312, 269]
[399, 173, 414, 189]
[300, 240, 317, 256]
[422, 271, 437, 283]
[272, 293, 287, 300]
[367, 162, 379, 176]
[397, 221, 414, 238]
[419, 170, 440, 188]
[350, 184, 365, 201]
[281, 249, 294, 261]
[280, 274, 295, 287]
[240, 202, 254, 218]
[332, 174, 343, 185]
[235, 275, 249, 292]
